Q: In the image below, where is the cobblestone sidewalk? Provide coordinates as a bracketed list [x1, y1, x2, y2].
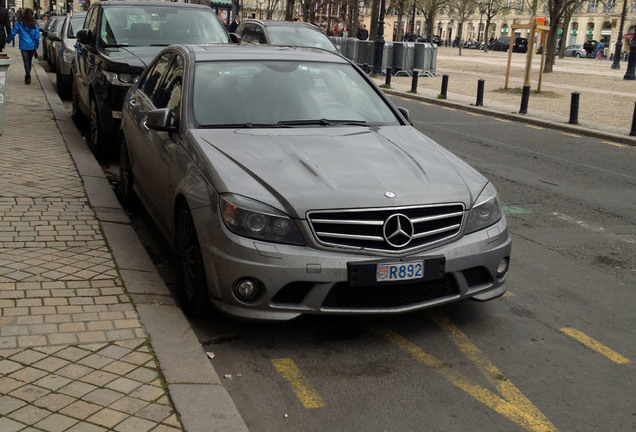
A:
[0, 47, 184, 432]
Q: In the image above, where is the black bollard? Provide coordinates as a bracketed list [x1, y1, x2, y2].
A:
[411, 73, 418, 93]
[631, 102, 636, 136]
[569, 92, 580, 125]
[385, 67, 392, 87]
[363, 63, 369, 74]
[519, 85, 530, 114]
[440, 74, 449, 99]
[476, 79, 484, 106]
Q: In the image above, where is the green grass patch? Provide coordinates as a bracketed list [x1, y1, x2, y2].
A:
[493, 87, 561, 98]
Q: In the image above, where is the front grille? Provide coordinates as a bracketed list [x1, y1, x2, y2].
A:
[271, 282, 313, 305]
[322, 275, 457, 309]
[308, 204, 464, 253]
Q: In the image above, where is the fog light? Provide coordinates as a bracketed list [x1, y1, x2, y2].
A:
[497, 258, 510, 277]
[233, 279, 260, 302]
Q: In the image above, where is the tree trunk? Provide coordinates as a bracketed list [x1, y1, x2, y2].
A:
[285, 0, 294, 21]
[396, 11, 405, 41]
[483, 19, 491, 52]
[370, 0, 380, 40]
[543, 11, 561, 72]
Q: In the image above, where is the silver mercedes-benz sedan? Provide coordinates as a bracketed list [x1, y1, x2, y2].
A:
[119, 44, 511, 320]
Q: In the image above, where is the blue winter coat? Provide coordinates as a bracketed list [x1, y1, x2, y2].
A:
[7, 20, 39, 51]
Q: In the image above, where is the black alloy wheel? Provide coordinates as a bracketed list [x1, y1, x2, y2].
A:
[89, 98, 107, 158]
[118, 137, 138, 209]
[175, 204, 209, 316]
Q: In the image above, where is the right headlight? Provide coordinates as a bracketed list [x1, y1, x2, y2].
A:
[103, 71, 139, 86]
[219, 194, 305, 246]
[465, 182, 503, 234]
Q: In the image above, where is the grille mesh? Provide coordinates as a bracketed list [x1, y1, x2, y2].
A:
[308, 204, 464, 253]
[322, 276, 457, 309]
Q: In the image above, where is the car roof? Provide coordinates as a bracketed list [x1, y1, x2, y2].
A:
[181, 44, 350, 64]
[240, 19, 323, 31]
[90, 0, 210, 8]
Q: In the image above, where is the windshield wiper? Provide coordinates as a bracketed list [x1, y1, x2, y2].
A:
[277, 119, 369, 127]
[103, 43, 129, 48]
[198, 123, 283, 129]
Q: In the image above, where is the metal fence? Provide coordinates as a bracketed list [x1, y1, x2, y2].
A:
[329, 37, 438, 77]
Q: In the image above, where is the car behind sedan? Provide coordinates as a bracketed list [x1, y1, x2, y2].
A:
[119, 45, 511, 321]
[236, 19, 338, 52]
[564, 44, 587, 57]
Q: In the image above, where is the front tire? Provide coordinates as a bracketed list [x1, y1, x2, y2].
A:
[175, 204, 209, 316]
[89, 97, 107, 159]
[56, 68, 72, 100]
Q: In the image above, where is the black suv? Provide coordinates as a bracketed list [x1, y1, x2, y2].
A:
[583, 40, 598, 58]
[490, 36, 528, 53]
[72, 1, 231, 157]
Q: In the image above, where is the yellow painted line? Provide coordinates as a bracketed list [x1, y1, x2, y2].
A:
[560, 327, 631, 364]
[443, 107, 456, 111]
[467, 112, 483, 117]
[373, 322, 557, 432]
[422, 102, 432, 106]
[495, 118, 512, 123]
[601, 141, 626, 148]
[503, 291, 515, 297]
[271, 358, 326, 409]
[525, 125, 543, 130]
[561, 132, 581, 138]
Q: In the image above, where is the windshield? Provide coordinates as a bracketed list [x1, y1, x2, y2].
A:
[101, 6, 228, 46]
[193, 60, 400, 127]
[266, 26, 337, 52]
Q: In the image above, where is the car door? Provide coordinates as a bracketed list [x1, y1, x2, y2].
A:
[128, 52, 184, 233]
[75, 7, 99, 115]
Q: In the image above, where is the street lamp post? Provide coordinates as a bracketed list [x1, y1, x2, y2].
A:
[411, 0, 416, 35]
[611, 0, 628, 69]
[372, 0, 387, 75]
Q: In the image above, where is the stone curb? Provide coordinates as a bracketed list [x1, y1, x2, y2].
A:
[33, 59, 249, 432]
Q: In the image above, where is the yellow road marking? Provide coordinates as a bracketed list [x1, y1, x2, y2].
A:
[422, 102, 432, 106]
[503, 291, 515, 297]
[467, 112, 483, 117]
[443, 107, 456, 111]
[271, 358, 326, 409]
[601, 141, 626, 148]
[526, 125, 543, 130]
[560, 327, 631, 364]
[495, 118, 512, 123]
[561, 132, 581, 138]
[373, 319, 557, 432]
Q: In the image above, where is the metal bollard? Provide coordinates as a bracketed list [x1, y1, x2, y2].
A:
[410, 73, 418, 93]
[440, 74, 449, 99]
[631, 102, 636, 136]
[476, 79, 484, 106]
[569, 92, 580, 125]
[519, 85, 530, 114]
[385, 67, 392, 86]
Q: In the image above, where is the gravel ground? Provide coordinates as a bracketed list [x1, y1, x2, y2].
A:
[376, 47, 636, 136]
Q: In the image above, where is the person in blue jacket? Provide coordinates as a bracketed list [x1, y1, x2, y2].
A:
[7, 8, 39, 84]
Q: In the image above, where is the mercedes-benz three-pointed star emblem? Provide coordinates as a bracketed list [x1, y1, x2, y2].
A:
[382, 213, 414, 247]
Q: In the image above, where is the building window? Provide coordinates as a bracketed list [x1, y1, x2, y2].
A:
[588, 1, 599, 12]
[604, 0, 615, 12]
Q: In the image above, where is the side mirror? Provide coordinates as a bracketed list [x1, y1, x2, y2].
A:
[76, 29, 91, 44]
[398, 107, 412, 125]
[145, 108, 176, 132]
[48, 31, 61, 41]
[229, 33, 241, 44]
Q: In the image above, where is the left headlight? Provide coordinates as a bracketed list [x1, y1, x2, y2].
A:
[103, 71, 139, 86]
[465, 182, 503, 234]
[219, 194, 305, 246]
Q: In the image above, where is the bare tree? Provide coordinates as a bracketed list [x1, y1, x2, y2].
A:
[481, 0, 506, 52]
[544, 0, 581, 72]
[369, 0, 381, 40]
[391, 0, 412, 41]
[421, 0, 450, 43]
[451, 0, 480, 54]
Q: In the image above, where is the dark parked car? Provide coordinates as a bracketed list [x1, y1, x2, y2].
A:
[119, 44, 512, 320]
[416, 34, 442, 46]
[490, 36, 528, 53]
[41, 16, 62, 67]
[49, 12, 86, 99]
[583, 40, 598, 58]
[235, 19, 338, 52]
[72, 1, 232, 157]
[39, 16, 60, 63]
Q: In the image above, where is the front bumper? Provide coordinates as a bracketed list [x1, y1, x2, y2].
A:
[193, 207, 511, 321]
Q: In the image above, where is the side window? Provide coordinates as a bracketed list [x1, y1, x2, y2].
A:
[85, 7, 98, 36]
[141, 54, 172, 102]
[155, 55, 184, 111]
[254, 26, 266, 44]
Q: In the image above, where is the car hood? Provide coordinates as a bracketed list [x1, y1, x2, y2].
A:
[191, 126, 487, 218]
[101, 46, 165, 72]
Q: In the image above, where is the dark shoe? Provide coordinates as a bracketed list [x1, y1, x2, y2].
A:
[25, 78, 31, 85]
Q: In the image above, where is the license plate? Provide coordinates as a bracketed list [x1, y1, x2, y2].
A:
[376, 261, 424, 282]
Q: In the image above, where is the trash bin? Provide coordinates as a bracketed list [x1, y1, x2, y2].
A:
[0, 55, 16, 136]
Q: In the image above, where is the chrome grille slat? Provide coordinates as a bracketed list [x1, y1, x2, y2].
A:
[308, 204, 465, 253]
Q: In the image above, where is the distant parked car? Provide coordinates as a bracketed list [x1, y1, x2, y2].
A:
[39, 16, 59, 62]
[235, 19, 338, 52]
[564, 44, 587, 57]
[50, 12, 86, 99]
[583, 40, 598, 58]
[512, 37, 528, 53]
[491, 36, 528, 53]
[416, 34, 442, 46]
[42, 16, 62, 66]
